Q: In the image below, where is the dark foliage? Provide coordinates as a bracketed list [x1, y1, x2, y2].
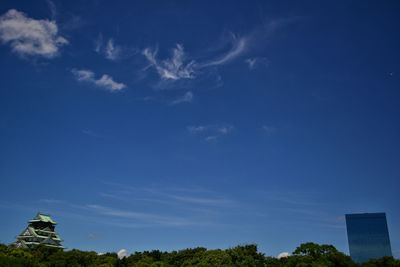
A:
[0, 242, 399, 267]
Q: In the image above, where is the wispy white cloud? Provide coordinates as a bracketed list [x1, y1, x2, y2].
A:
[101, 183, 236, 209]
[35, 197, 200, 227]
[95, 35, 132, 61]
[94, 33, 103, 53]
[205, 136, 218, 142]
[200, 35, 248, 67]
[143, 44, 196, 81]
[38, 184, 345, 232]
[72, 69, 126, 91]
[169, 195, 234, 207]
[217, 125, 234, 135]
[169, 91, 193, 105]
[82, 129, 105, 138]
[65, 16, 84, 31]
[187, 124, 234, 142]
[95, 74, 125, 91]
[104, 38, 122, 60]
[262, 125, 277, 136]
[245, 57, 269, 70]
[39, 199, 66, 204]
[187, 125, 207, 134]
[138, 91, 194, 106]
[142, 37, 247, 82]
[245, 58, 257, 69]
[86, 204, 190, 226]
[140, 18, 293, 90]
[46, 0, 57, 19]
[73, 69, 94, 81]
[0, 9, 68, 58]
[201, 18, 290, 69]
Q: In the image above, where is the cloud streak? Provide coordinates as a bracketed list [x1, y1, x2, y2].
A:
[72, 69, 126, 91]
[262, 125, 277, 136]
[46, 0, 57, 19]
[86, 204, 190, 226]
[96, 37, 122, 60]
[82, 129, 106, 138]
[188, 124, 234, 142]
[104, 38, 122, 60]
[143, 44, 196, 81]
[101, 183, 237, 209]
[169, 91, 193, 105]
[142, 37, 248, 83]
[245, 57, 269, 70]
[169, 195, 234, 206]
[200, 35, 248, 67]
[140, 18, 293, 97]
[0, 9, 68, 58]
[95, 34, 134, 61]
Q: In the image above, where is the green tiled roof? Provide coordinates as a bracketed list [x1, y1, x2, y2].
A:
[29, 213, 57, 224]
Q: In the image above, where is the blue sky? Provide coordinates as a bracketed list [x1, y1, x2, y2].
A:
[0, 0, 399, 257]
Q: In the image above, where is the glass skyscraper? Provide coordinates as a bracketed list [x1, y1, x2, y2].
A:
[345, 213, 392, 263]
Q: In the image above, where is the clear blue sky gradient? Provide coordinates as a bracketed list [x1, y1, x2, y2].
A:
[0, 0, 399, 257]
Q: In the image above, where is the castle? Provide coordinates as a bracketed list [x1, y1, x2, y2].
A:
[15, 212, 63, 249]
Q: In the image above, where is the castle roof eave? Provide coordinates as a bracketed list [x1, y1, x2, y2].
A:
[28, 213, 57, 224]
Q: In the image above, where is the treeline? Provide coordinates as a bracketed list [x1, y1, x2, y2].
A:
[0, 242, 399, 267]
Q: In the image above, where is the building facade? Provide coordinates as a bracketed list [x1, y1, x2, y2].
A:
[15, 212, 64, 249]
[345, 212, 392, 263]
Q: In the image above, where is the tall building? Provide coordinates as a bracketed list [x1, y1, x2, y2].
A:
[15, 212, 64, 249]
[345, 212, 392, 263]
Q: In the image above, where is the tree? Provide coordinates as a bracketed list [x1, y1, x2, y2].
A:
[361, 256, 400, 267]
[292, 242, 356, 267]
[293, 242, 338, 258]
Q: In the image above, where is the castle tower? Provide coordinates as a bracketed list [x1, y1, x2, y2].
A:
[15, 212, 64, 249]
